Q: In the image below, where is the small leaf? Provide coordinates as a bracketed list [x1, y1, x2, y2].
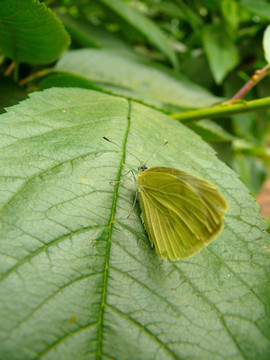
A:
[99, 0, 179, 69]
[263, 25, 270, 64]
[0, 88, 269, 359]
[203, 24, 240, 84]
[221, 0, 239, 33]
[55, 48, 221, 110]
[0, 0, 70, 64]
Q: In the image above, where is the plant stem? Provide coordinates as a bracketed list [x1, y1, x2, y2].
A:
[19, 68, 53, 86]
[172, 64, 270, 124]
[13, 63, 19, 82]
[229, 64, 270, 101]
[4, 61, 15, 76]
[171, 97, 270, 123]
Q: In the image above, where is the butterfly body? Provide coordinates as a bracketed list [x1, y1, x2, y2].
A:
[136, 166, 227, 260]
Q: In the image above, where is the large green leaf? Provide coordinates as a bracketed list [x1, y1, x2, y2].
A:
[55, 49, 221, 110]
[99, 0, 179, 69]
[0, 88, 269, 360]
[0, 0, 70, 64]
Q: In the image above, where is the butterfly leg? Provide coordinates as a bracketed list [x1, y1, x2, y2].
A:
[127, 189, 138, 218]
[109, 170, 133, 184]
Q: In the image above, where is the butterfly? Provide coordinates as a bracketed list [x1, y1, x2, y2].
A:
[136, 165, 227, 260]
[103, 137, 228, 261]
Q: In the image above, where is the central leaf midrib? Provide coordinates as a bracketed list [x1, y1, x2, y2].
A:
[96, 100, 131, 359]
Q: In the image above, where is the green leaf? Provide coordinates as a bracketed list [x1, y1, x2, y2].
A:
[99, 0, 179, 69]
[181, 53, 215, 89]
[174, 1, 202, 29]
[189, 119, 235, 142]
[221, 0, 239, 33]
[55, 48, 221, 110]
[56, 12, 134, 55]
[263, 25, 270, 64]
[153, 1, 186, 20]
[0, 50, 4, 66]
[231, 154, 267, 195]
[38, 73, 103, 92]
[0, 0, 70, 64]
[203, 24, 240, 84]
[0, 88, 269, 359]
[241, 0, 270, 20]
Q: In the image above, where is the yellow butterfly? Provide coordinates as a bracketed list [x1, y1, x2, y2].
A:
[137, 165, 227, 260]
[104, 137, 228, 260]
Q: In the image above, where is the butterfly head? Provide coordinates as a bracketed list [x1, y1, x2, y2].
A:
[103, 137, 168, 175]
[139, 163, 148, 172]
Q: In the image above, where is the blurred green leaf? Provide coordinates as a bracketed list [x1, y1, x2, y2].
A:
[221, 0, 239, 33]
[0, 51, 4, 66]
[232, 112, 257, 139]
[174, 0, 202, 29]
[231, 154, 267, 195]
[38, 72, 103, 91]
[99, 0, 179, 69]
[56, 11, 135, 55]
[241, 0, 270, 20]
[263, 25, 270, 64]
[233, 139, 270, 157]
[231, 109, 270, 143]
[0, 0, 70, 64]
[212, 142, 233, 164]
[153, 1, 185, 19]
[189, 119, 235, 142]
[181, 54, 215, 89]
[0, 76, 28, 113]
[0, 88, 269, 359]
[203, 24, 240, 84]
[55, 48, 221, 110]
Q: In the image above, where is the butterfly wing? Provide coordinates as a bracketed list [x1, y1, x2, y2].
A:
[137, 167, 227, 260]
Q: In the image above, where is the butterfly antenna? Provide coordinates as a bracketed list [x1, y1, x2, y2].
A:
[144, 141, 168, 166]
[103, 137, 142, 163]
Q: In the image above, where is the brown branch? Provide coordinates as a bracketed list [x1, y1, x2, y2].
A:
[4, 61, 15, 76]
[229, 64, 270, 101]
[19, 68, 52, 86]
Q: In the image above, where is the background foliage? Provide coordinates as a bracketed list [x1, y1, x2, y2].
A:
[0, 0, 270, 359]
